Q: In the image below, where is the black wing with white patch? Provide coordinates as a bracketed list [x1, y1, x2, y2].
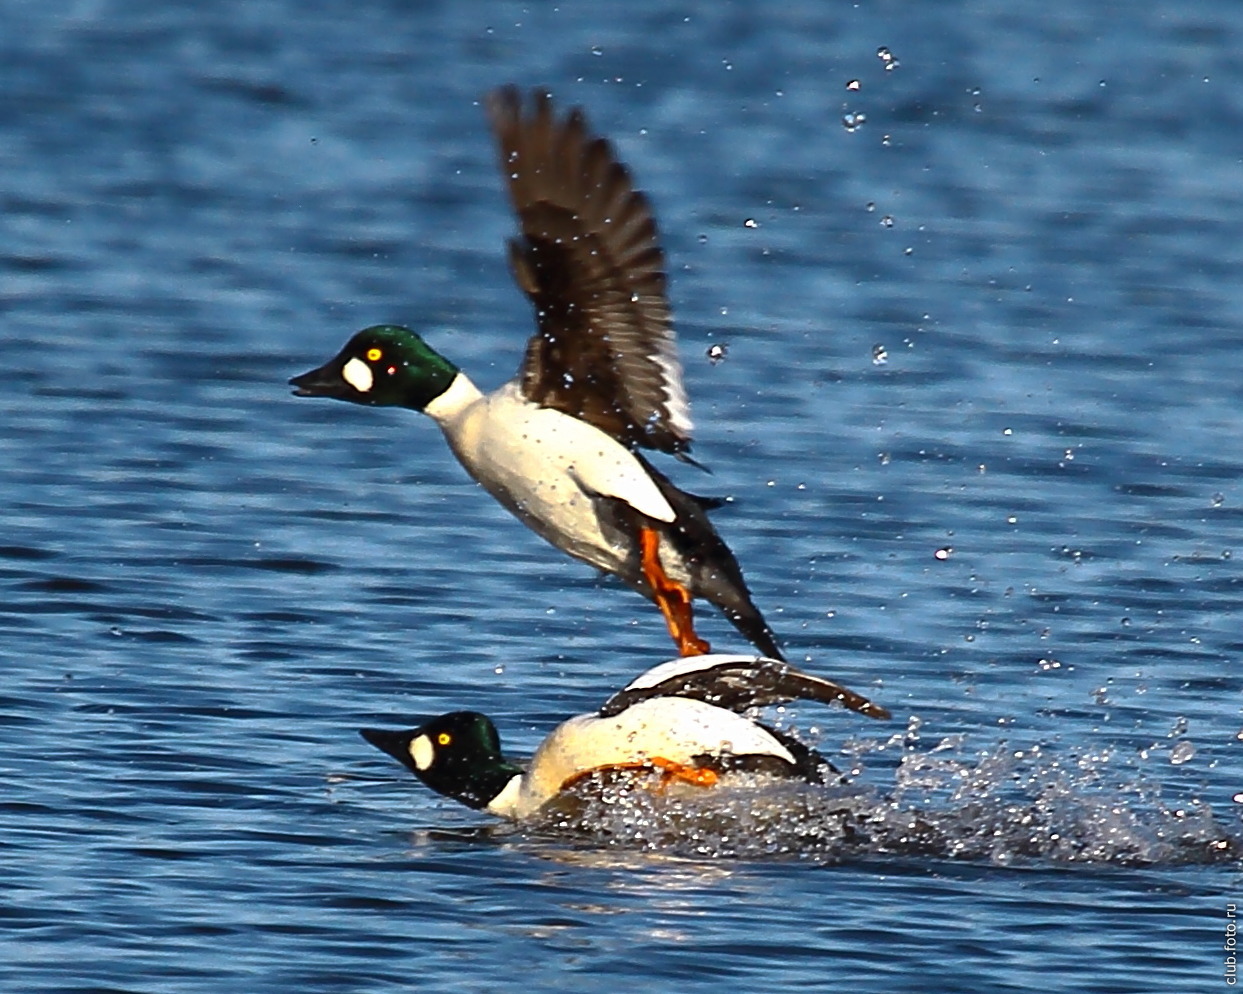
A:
[486, 86, 692, 455]
[599, 656, 891, 721]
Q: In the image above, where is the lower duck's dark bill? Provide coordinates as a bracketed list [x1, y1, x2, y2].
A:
[360, 727, 412, 766]
[289, 363, 344, 398]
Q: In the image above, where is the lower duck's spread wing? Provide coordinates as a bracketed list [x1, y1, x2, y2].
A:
[599, 654, 891, 721]
[486, 86, 691, 455]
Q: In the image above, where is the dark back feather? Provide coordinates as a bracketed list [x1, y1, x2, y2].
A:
[486, 86, 692, 454]
[600, 656, 891, 721]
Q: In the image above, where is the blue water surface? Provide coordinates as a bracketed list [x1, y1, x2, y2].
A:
[3, 2, 1241, 992]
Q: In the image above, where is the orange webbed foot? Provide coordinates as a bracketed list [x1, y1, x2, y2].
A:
[648, 756, 720, 790]
[639, 526, 711, 657]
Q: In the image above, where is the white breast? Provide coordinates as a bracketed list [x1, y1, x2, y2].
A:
[427, 378, 675, 571]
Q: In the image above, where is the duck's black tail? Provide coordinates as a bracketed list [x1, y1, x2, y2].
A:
[639, 458, 786, 662]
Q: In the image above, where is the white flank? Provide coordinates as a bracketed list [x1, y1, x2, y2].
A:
[409, 734, 435, 771]
[505, 696, 795, 819]
[427, 380, 677, 576]
[342, 357, 374, 394]
[563, 421, 675, 523]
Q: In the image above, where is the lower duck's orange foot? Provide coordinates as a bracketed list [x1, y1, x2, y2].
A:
[648, 756, 720, 790]
[558, 759, 718, 795]
[638, 525, 711, 657]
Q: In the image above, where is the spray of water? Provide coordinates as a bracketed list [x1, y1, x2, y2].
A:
[520, 727, 1238, 866]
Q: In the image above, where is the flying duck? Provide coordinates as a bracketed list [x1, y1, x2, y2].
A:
[291, 86, 785, 663]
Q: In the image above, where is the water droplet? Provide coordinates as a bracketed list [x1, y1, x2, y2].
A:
[706, 342, 729, 364]
[876, 46, 900, 70]
[1169, 740, 1195, 765]
[846, 79, 861, 91]
[743, 218, 758, 229]
[871, 344, 888, 365]
[842, 111, 867, 132]
[934, 547, 953, 561]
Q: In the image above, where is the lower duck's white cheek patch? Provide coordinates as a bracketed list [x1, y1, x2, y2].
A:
[342, 357, 374, 393]
[409, 734, 435, 771]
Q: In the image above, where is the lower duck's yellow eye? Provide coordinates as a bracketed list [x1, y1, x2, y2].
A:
[437, 732, 452, 746]
[365, 347, 383, 361]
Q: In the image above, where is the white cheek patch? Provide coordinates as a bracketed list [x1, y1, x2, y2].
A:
[409, 734, 435, 771]
[342, 356, 374, 394]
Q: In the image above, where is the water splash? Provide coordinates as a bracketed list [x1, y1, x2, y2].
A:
[521, 732, 1238, 867]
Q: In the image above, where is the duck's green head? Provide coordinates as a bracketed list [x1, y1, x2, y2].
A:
[290, 324, 458, 410]
[360, 711, 522, 811]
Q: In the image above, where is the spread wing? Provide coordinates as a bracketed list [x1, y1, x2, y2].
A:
[486, 86, 692, 455]
[599, 655, 891, 721]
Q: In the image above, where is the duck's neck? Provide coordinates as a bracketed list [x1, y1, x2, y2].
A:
[423, 372, 484, 424]
[438, 759, 523, 813]
[482, 770, 526, 817]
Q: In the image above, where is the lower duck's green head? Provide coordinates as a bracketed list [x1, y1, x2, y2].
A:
[360, 711, 522, 811]
[290, 324, 458, 410]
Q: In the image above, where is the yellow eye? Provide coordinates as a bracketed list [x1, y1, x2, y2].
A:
[365, 347, 383, 362]
[437, 732, 452, 746]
